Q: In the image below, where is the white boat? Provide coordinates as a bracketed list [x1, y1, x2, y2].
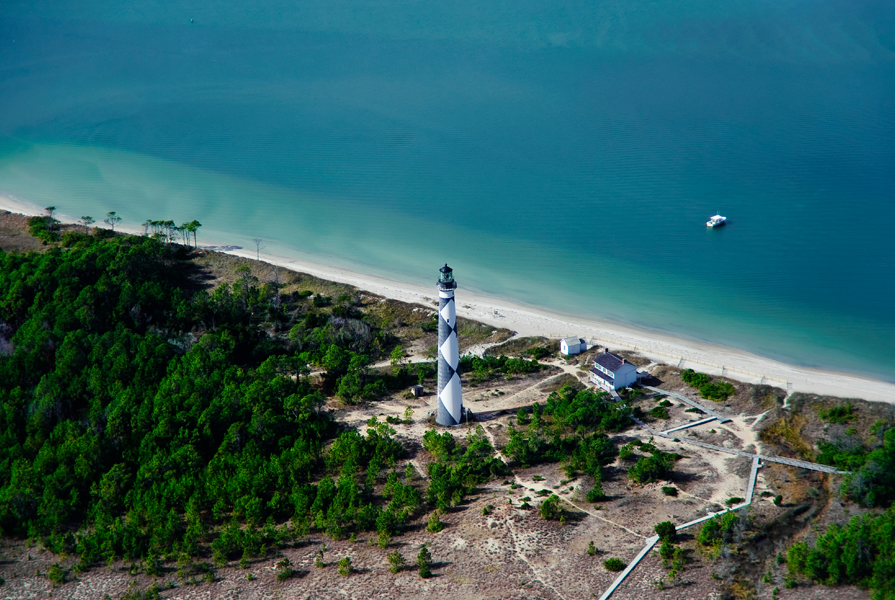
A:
[706, 214, 726, 228]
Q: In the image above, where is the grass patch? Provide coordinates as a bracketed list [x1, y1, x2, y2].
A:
[484, 336, 557, 358]
[759, 415, 813, 460]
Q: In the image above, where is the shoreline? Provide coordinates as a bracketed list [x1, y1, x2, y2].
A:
[3, 193, 894, 404]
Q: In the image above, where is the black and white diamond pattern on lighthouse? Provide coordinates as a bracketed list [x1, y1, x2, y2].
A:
[439, 371, 462, 423]
[439, 296, 455, 329]
[439, 329, 459, 371]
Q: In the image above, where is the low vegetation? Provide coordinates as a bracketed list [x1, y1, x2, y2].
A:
[819, 423, 895, 508]
[625, 440, 681, 485]
[423, 427, 509, 510]
[680, 369, 735, 401]
[697, 512, 742, 549]
[503, 385, 625, 501]
[603, 557, 626, 572]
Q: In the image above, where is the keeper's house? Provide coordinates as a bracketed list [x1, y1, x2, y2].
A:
[590, 352, 638, 392]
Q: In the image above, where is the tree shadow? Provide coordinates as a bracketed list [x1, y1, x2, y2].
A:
[669, 470, 702, 485]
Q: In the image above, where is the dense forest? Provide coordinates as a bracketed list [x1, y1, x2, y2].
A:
[0, 230, 499, 570]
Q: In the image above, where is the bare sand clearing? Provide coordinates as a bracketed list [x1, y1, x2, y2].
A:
[3, 194, 893, 405]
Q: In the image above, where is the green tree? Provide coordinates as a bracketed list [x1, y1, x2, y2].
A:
[390, 345, 405, 373]
[388, 550, 405, 574]
[417, 545, 433, 578]
[79, 216, 94, 233]
[539, 495, 563, 521]
[427, 511, 444, 533]
[104, 211, 122, 232]
[338, 556, 352, 577]
[603, 558, 626, 572]
[654, 521, 676, 541]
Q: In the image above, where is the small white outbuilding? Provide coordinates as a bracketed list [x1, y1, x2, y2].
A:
[560, 336, 585, 356]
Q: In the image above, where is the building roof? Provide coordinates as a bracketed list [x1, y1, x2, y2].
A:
[590, 368, 614, 383]
[561, 336, 581, 345]
[594, 352, 625, 372]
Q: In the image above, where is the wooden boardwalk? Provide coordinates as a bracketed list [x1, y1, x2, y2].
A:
[642, 385, 730, 422]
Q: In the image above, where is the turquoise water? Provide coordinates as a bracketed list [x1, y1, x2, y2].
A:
[1, 1, 894, 380]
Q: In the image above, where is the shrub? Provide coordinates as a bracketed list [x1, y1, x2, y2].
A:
[417, 545, 433, 578]
[698, 512, 741, 547]
[603, 558, 626, 572]
[661, 486, 678, 496]
[377, 531, 391, 549]
[773, 494, 783, 506]
[628, 447, 680, 485]
[587, 541, 597, 556]
[680, 369, 735, 401]
[659, 539, 675, 562]
[481, 504, 494, 516]
[337, 556, 352, 577]
[699, 382, 735, 401]
[145, 582, 161, 600]
[48, 564, 66, 586]
[680, 369, 710, 387]
[725, 497, 745, 507]
[649, 407, 670, 420]
[819, 404, 855, 424]
[426, 511, 444, 533]
[539, 495, 563, 520]
[276, 567, 295, 581]
[586, 482, 608, 503]
[388, 550, 405, 574]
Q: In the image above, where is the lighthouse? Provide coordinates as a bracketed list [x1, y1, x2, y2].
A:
[436, 264, 463, 426]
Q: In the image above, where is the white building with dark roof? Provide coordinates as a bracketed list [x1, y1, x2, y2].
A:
[590, 351, 638, 392]
[560, 336, 585, 356]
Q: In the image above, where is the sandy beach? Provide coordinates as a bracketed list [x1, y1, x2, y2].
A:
[3, 193, 894, 405]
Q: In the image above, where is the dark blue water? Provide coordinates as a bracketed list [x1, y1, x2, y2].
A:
[1, 1, 894, 380]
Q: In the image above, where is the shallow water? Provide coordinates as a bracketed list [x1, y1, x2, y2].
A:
[1, 1, 894, 380]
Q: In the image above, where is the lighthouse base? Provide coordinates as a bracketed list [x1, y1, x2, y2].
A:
[435, 405, 471, 427]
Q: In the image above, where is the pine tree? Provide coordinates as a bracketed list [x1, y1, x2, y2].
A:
[388, 550, 405, 574]
[427, 511, 444, 533]
[417, 545, 433, 579]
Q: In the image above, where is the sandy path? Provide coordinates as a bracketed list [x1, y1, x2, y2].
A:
[3, 194, 893, 405]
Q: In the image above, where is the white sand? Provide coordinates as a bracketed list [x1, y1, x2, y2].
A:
[3, 194, 894, 405]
